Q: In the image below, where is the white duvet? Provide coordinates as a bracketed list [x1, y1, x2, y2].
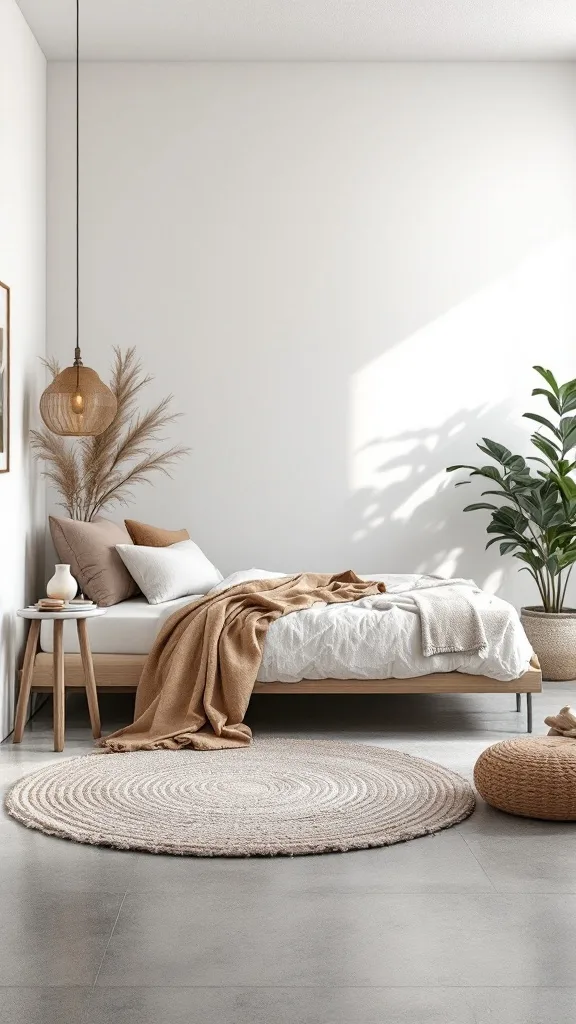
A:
[212, 570, 534, 683]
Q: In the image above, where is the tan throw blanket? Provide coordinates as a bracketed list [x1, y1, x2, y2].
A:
[101, 571, 386, 752]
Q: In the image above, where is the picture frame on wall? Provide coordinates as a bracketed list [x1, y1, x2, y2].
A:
[0, 280, 10, 474]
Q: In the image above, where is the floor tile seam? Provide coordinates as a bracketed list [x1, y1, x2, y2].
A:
[458, 833, 498, 891]
[92, 890, 129, 989]
[118, 889, 576, 900]
[0, 985, 91, 990]
[86, 982, 576, 990]
[3, 978, 573, 987]
[121, 887, 498, 896]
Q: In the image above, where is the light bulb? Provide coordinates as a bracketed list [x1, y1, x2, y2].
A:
[71, 392, 84, 414]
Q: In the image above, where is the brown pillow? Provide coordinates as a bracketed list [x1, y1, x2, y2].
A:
[124, 519, 190, 547]
[49, 516, 139, 607]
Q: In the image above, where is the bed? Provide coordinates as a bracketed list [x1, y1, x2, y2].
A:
[29, 573, 542, 731]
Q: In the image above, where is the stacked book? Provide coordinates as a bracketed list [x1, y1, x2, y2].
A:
[32, 598, 97, 611]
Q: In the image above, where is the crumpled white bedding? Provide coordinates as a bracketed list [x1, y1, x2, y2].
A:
[212, 571, 534, 683]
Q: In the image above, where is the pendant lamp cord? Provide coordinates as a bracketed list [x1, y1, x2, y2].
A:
[74, 0, 81, 377]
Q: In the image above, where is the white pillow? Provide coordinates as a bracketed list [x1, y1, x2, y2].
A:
[116, 539, 223, 605]
[210, 569, 288, 594]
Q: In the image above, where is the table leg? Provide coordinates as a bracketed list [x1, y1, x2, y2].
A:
[77, 617, 101, 739]
[12, 619, 41, 743]
[53, 619, 65, 752]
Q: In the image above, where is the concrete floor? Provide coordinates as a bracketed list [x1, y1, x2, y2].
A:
[1, 685, 576, 1024]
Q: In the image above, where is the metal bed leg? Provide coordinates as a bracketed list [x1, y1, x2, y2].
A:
[527, 692, 533, 733]
[516, 693, 521, 713]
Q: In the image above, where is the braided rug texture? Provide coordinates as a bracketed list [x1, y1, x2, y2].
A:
[5, 739, 475, 857]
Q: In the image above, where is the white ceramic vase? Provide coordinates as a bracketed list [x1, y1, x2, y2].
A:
[46, 564, 78, 601]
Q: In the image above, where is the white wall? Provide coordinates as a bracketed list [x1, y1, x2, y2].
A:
[0, 0, 46, 738]
[47, 63, 576, 609]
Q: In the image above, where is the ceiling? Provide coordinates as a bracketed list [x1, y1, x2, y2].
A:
[16, 0, 576, 61]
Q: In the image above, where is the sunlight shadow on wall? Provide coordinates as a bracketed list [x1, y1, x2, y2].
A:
[349, 238, 576, 604]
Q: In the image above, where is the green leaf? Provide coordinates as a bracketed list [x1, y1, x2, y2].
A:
[523, 412, 562, 439]
[486, 520, 532, 547]
[559, 379, 576, 401]
[463, 503, 498, 512]
[471, 466, 503, 482]
[560, 416, 576, 454]
[551, 524, 576, 542]
[557, 476, 576, 500]
[479, 438, 530, 473]
[446, 465, 477, 473]
[491, 505, 523, 523]
[542, 487, 561, 509]
[477, 445, 503, 462]
[486, 523, 508, 536]
[516, 551, 545, 570]
[562, 432, 576, 456]
[560, 415, 576, 439]
[531, 433, 561, 461]
[511, 512, 529, 532]
[509, 471, 538, 484]
[546, 554, 559, 576]
[533, 366, 560, 396]
[545, 510, 567, 529]
[478, 438, 512, 464]
[532, 388, 561, 414]
[557, 549, 576, 570]
[500, 541, 519, 555]
[518, 566, 538, 581]
[515, 493, 539, 515]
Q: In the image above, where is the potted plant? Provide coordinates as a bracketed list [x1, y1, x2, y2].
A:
[447, 366, 576, 680]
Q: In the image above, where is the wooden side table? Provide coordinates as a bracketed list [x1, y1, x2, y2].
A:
[13, 607, 107, 752]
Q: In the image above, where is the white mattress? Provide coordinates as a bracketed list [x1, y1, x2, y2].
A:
[40, 572, 534, 683]
[39, 596, 202, 655]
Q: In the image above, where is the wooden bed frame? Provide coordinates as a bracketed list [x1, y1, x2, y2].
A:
[28, 652, 542, 733]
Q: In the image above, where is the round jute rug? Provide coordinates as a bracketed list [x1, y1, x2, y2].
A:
[5, 739, 475, 857]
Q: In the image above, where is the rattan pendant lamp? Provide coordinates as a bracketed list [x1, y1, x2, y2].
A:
[40, 0, 117, 437]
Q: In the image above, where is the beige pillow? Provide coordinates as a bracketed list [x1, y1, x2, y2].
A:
[49, 516, 139, 607]
[124, 519, 190, 547]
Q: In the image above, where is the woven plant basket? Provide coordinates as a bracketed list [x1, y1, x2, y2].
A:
[474, 736, 576, 820]
[520, 606, 576, 682]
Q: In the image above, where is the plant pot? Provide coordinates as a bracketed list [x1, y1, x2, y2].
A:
[520, 606, 576, 681]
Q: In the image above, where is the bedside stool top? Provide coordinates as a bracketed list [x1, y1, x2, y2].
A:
[17, 607, 108, 620]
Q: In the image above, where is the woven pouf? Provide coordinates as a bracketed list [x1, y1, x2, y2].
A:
[474, 736, 576, 820]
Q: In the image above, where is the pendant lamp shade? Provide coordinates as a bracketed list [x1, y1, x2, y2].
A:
[39, 0, 117, 438]
[40, 364, 117, 437]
